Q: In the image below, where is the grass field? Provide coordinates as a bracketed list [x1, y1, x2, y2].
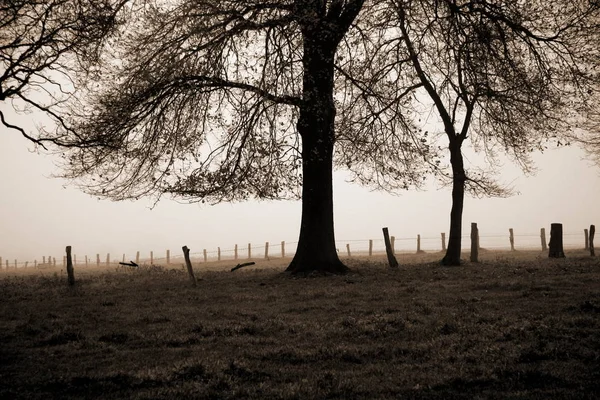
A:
[1, 250, 599, 399]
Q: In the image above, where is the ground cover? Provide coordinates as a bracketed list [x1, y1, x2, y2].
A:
[1, 250, 598, 399]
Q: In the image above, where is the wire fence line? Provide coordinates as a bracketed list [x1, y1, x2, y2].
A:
[0, 228, 593, 270]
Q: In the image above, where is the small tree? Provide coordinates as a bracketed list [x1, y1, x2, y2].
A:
[54, 0, 435, 274]
[390, 0, 600, 265]
[0, 0, 125, 146]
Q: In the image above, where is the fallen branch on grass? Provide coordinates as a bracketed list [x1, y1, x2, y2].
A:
[119, 261, 138, 267]
[231, 262, 255, 272]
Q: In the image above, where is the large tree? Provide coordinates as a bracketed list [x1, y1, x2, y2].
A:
[0, 0, 125, 146]
[387, 0, 600, 265]
[55, 0, 436, 274]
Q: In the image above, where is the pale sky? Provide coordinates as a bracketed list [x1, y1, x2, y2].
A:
[1, 107, 599, 264]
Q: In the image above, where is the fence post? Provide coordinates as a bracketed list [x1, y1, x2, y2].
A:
[368, 239, 373, 256]
[182, 246, 197, 287]
[203, 249, 207, 262]
[85, 255, 88, 267]
[5, 260, 8, 269]
[390, 236, 396, 255]
[281, 241, 285, 258]
[509, 228, 515, 251]
[25, 261, 28, 268]
[106, 253, 110, 266]
[234, 244, 238, 260]
[96, 254, 100, 267]
[43, 256, 46, 264]
[53, 258, 56, 267]
[584, 229, 589, 250]
[248, 243, 251, 259]
[150, 251, 153, 265]
[13, 260, 16, 269]
[417, 234, 422, 253]
[217, 247, 221, 261]
[166, 250, 170, 264]
[382, 227, 399, 268]
[441, 232, 446, 251]
[265, 242, 269, 259]
[34, 260, 37, 268]
[66, 246, 75, 286]
[540, 228, 547, 251]
[136, 251, 140, 265]
[590, 225, 595, 256]
[470, 223, 479, 262]
[549, 223, 565, 258]
[346, 243, 351, 257]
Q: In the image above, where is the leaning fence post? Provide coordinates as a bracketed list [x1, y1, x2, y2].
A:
[549, 223, 565, 258]
[66, 246, 75, 286]
[441, 232, 446, 251]
[509, 228, 515, 251]
[264, 242, 269, 259]
[584, 229, 589, 250]
[368, 239, 373, 257]
[382, 227, 399, 268]
[470, 223, 479, 262]
[346, 244, 351, 257]
[590, 225, 595, 257]
[182, 246, 197, 287]
[540, 228, 548, 251]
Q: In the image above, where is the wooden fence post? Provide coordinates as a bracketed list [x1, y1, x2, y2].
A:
[264, 242, 269, 259]
[549, 223, 565, 258]
[346, 244, 351, 257]
[166, 250, 170, 264]
[96, 254, 100, 266]
[382, 227, 399, 268]
[182, 246, 197, 287]
[149, 251, 153, 265]
[417, 234, 423, 253]
[5, 260, 8, 269]
[85, 255, 88, 267]
[34, 260, 37, 268]
[540, 228, 548, 251]
[234, 244, 238, 260]
[136, 251, 140, 265]
[43, 256, 46, 264]
[248, 243, 252, 259]
[106, 253, 110, 266]
[470, 223, 479, 262]
[53, 258, 56, 267]
[217, 247, 221, 261]
[25, 261, 28, 268]
[368, 239, 373, 256]
[122, 254, 125, 263]
[441, 233, 446, 251]
[281, 241, 285, 258]
[203, 249, 207, 262]
[66, 246, 75, 286]
[590, 225, 595, 257]
[14, 260, 16, 269]
[509, 228, 515, 251]
[584, 229, 589, 250]
[390, 236, 396, 255]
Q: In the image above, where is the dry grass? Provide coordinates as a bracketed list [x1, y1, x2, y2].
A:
[1, 250, 599, 399]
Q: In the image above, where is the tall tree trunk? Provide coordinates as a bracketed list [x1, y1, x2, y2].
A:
[441, 140, 466, 266]
[286, 27, 348, 275]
